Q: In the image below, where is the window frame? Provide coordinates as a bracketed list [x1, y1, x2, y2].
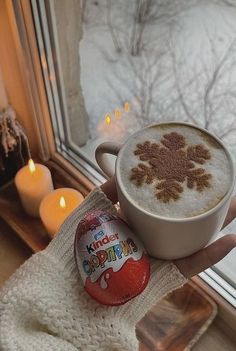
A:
[31, 0, 106, 186]
[9, 0, 99, 191]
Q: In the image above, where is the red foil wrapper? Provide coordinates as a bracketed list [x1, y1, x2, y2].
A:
[74, 210, 150, 306]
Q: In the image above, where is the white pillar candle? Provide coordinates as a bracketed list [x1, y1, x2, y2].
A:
[39, 188, 84, 238]
[0, 66, 8, 110]
[15, 159, 54, 217]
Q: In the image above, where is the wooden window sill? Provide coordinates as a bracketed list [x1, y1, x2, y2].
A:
[0, 160, 91, 251]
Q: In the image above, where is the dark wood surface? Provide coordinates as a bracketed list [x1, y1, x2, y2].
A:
[0, 161, 92, 252]
[0, 181, 50, 252]
[0, 161, 90, 252]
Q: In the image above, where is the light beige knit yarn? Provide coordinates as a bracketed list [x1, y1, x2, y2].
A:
[0, 188, 187, 351]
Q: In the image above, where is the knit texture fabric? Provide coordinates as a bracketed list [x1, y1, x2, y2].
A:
[0, 188, 187, 351]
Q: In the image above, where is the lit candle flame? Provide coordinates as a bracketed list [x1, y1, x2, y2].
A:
[59, 196, 66, 209]
[124, 102, 130, 112]
[105, 114, 111, 125]
[28, 159, 36, 174]
[115, 108, 121, 119]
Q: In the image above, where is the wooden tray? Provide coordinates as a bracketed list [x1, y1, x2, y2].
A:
[137, 281, 217, 351]
[0, 181, 50, 252]
[0, 161, 90, 252]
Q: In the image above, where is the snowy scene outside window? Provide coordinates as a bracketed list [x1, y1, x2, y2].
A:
[80, 1, 236, 156]
[79, 0, 236, 292]
[32, 0, 235, 298]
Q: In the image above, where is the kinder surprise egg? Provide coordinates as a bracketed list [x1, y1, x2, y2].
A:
[74, 210, 150, 306]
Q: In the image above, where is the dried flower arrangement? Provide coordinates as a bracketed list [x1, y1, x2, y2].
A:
[0, 105, 30, 186]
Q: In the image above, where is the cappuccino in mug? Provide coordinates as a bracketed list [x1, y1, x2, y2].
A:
[119, 123, 232, 218]
[96, 122, 235, 258]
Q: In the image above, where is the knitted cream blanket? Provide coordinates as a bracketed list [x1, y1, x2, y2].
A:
[0, 188, 187, 350]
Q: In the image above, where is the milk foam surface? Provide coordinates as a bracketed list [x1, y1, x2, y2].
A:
[119, 124, 232, 218]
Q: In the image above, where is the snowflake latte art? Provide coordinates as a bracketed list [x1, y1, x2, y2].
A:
[119, 124, 232, 218]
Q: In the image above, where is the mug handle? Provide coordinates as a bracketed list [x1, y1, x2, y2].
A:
[95, 142, 122, 178]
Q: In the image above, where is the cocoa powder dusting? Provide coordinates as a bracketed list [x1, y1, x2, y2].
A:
[130, 132, 212, 202]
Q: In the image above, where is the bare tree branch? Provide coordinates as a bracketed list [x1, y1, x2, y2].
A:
[81, 0, 87, 23]
[130, 0, 152, 56]
[106, 0, 122, 53]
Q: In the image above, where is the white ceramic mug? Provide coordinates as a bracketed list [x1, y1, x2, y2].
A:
[95, 122, 235, 259]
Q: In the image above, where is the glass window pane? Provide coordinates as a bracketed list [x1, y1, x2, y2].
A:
[79, 1, 236, 164]
[31, 0, 236, 301]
